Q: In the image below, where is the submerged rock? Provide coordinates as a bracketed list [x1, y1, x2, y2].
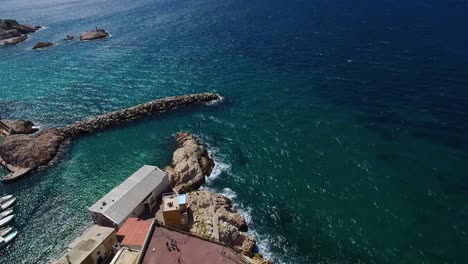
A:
[33, 41, 53, 49]
[165, 132, 215, 193]
[80, 29, 109, 41]
[187, 190, 255, 256]
[2, 120, 38, 134]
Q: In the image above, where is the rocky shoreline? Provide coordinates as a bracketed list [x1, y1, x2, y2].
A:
[0, 93, 221, 181]
[165, 132, 270, 264]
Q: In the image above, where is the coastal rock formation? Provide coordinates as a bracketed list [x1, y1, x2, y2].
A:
[33, 41, 54, 49]
[0, 19, 40, 45]
[0, 33, 27, 45]
[251, 256, 271, 264]
[165, 133, 215, 193]
[0, 19, 37, 34]
[0, 128, 64, 168]
[2, 120, 38, 134]
[80, 29, 109, 41]
[64, 35, 74, 41]
[187, 190, 256, 256]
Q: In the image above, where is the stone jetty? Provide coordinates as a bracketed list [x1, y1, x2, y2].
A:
[0, 93, 221, 182]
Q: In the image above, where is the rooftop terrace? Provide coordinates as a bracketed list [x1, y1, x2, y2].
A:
[142, 226, 247, 264]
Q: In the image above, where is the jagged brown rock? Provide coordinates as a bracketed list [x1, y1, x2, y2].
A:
[0, 128, 64, 168]
[187, 190, 256, 256]
[165, 132, 215, 193]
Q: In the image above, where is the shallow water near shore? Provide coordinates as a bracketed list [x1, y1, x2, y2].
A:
[1, 0, 468, 263]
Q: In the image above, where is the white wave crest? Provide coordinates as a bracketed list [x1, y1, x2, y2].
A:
[205, 146, 230, 184]
[205, 95, 224, 105]
[220, 187, 237, 200]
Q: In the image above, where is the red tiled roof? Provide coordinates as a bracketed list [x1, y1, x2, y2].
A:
[117, 218, 152, 248]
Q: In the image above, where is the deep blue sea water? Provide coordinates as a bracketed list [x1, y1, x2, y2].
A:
[1, 0, 468, 263]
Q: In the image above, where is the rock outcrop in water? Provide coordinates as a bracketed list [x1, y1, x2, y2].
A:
[0, 19, 40, 45]
[80, 29, 109, 41]
[0, 128, 64, 168]
[64, 35, 74, 41]
[0, 93, 221, 181]
[33, 41, 54, 49]
[165, 132, 215, 193]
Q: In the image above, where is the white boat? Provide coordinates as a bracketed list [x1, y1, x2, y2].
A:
[0, 230, 17, 249]
[0, 197, 16, 211]
[0, 215, 14, 228]
[0, 195, 13, 204]
[0, 226, 13, 237]
[0, 208, 13, 220]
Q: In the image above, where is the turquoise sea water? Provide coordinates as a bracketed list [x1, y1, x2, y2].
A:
[1, 0, 468, 263]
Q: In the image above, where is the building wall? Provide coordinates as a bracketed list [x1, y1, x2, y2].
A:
[89, 230, 117, 264]
[122, 204, 145, 226]
[163, 210, 181, 226]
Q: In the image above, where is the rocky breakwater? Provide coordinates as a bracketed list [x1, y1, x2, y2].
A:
[0, 93, 221, 181]
[0, 19, 41, 45]
[60, 93, 220, 138]
[165, 133, 270, 264]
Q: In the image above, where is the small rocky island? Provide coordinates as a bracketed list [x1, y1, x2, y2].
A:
[32, 41, 54, 49]
[0, 19, 41, 45]
[64, 35, 74, 41]
[0, 93, 221, 181]
[80, 28, 109, 41]
[165, 132, 270, 264]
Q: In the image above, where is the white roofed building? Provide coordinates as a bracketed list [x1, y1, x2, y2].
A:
[88, 165, 170, 228]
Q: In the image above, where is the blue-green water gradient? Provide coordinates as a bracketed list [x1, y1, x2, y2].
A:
[1, 0, 468, 263]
